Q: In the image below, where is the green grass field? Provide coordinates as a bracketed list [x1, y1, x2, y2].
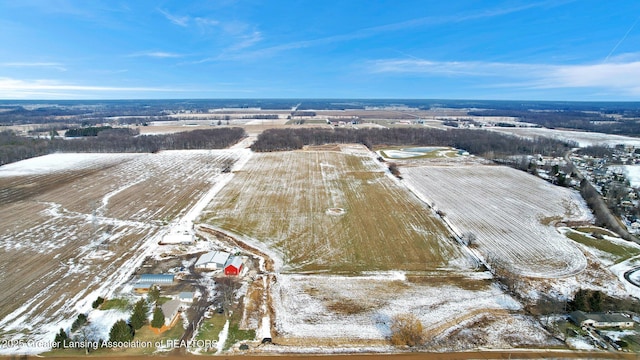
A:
[566, 229, 640, 263]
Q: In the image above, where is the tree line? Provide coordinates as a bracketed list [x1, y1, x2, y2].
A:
[65, 126, 116, 137]
[579, 178, 637, 242]
[241, 114, 279, 119]
[250, 127, 574, 157]
[0, 127, 245, 166]
[469, 109, 640, 137]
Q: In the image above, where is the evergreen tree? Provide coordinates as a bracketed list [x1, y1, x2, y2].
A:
[92, 296, 105, 309]
[151, 307, 165, 328]
[54, 328, 69, 348]
[571, 289, 590, 311]
[129, 299, 149, 330]
[109, 320, 134, 343]
[589, 290, 604, 312]
[147, 286, 160, 305]
[71, 313, 88, 332]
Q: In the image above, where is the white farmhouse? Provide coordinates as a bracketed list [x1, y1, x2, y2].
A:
[161, 299, 183, 327]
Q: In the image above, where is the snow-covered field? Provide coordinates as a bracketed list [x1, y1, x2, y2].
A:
[0, 153, 143, 177]
[0, 149, 252, 355]
[489, 127, 640, 148]
[4, 142, 632, 355]
[272, 273, 554, 349]
[402, 165, 592, 278]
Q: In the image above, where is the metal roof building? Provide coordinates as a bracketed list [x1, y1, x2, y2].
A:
[195, 251, 230, 270]
[138, 274, 175, 285]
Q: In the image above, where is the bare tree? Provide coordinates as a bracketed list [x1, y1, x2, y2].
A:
[216, 277, 240, 317]
[461, 232, 477, 246]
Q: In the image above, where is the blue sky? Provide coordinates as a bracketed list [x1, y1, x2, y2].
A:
[0, 0, 639, 100]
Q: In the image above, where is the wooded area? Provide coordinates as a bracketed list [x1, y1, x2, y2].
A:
[579, 178, 637, 243]
[469, 109, 640, 136]
[250, 127, 574, 157]
[0, 127, 245, 166]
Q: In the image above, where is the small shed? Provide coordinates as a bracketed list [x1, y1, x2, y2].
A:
[224, 256, 244, 276]
[179, 292, 194, 303]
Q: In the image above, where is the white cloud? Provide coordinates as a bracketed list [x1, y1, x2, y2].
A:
[158, 9, 220, 31]
[156, 9, 260, 55]
[368, 56, 640, 96]
[229, 31, 263, 51]
[127, 51, 184, 58]
[158, 8, 189, 27]
[229, 0, 572, 60]
[0, 62, 66, 71]
[369, 59, 539, 76]
[0, 77, 180, 98]
[536, 61, 640, 95]
[0, 77, 259, 99]
[194, 17, 220, 29]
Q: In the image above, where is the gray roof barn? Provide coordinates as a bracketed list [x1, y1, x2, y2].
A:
[195, 251, 230, 270]
[569, 310, 634, 329]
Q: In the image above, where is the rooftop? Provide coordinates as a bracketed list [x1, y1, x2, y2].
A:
[569, 310, 632, 325]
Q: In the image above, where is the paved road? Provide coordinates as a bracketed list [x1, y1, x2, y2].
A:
[29, 349, 639, 360]
[624, 266, 640, 288]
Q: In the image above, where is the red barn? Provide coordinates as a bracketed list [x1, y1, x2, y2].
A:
[224, 256, 244, 276]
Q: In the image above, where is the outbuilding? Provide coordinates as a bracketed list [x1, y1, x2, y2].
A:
[160, 224, 194, 245]
[179, 292, 194, 303]
[224, 256, 244, 276]
[569, 310, 635, 329]
[139, 274, 175, 285]
[195, 251, 230, 270]
[134, 274, 175, 293]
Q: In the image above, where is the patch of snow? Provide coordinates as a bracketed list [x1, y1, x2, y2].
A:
[272, 273, 522, 341]
[566, 336, 596, 350]
[0, 153, 141, 177]
[216, 320, 229, 354]
[490, 127, 640, 148]
[86, 309, 130, 341]
[611, 165, 640, 188]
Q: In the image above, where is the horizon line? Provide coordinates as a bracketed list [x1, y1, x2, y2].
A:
[1, 97, 640, 103]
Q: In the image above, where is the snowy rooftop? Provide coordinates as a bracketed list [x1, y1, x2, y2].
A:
[195, 251, 230, 267]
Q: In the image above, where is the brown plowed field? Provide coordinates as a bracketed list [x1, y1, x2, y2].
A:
[0, 151, 238, 343]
